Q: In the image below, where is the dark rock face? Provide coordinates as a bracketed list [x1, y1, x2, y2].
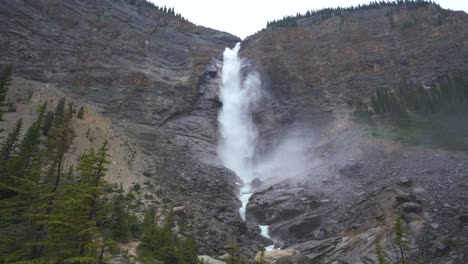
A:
[270, 214, 322, 240]
[246, 184, 319, 226]
[242, 5, 468, 121]
[3, 1, 468, 262]
[239, 5, 468, 263]
[0, 0, 263, 256]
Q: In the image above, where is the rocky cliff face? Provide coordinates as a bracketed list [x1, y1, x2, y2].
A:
[0, 0, 265, 256]
[242, 5, 468, 120]
[240, 4, 468, 264]
[2, 1, 468, 263]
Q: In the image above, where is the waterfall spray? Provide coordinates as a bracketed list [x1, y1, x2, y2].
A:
[217, 43, 261, 220]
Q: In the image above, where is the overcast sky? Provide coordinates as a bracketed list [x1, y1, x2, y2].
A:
[148, 0, 468, 39]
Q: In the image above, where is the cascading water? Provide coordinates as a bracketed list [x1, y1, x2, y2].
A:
[217, 43, 261, 221]
[218, 43, 277, 250]
[217, 43, 313, 251]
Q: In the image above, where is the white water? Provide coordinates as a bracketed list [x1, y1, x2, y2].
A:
[259, 225, 270, 238]
[218, 43, 276, 251]
[218, 43, 261, 221]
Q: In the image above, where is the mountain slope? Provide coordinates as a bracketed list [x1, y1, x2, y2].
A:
[240, 3, 468, 263]
[0, 0, 266, 258]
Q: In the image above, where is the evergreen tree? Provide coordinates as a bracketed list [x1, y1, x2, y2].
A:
[0, 65, 13, 108]
[47, 103, 75, 193]
[0, 119, 22, 172]
[41, 111, 54, 136]
[53, 98, 66, 128]
[7, 103, 46, 181]
[0, 65, 13, 134]
[139, 207, 201, 264]
[375, 240, 388, 264]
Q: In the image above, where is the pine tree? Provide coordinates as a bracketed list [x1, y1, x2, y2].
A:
[227, 242, 241, 264]
[53, 98, 66, 127]
[7, 103, 46, 181]
[47, 103, 75, 193]
[139, 207, 201, 264]
[0, 65, 13, 107]
[0, 112, 46, 262]
[0, 65, 13, 134]
[41, 111, 54, 136]
[0, 119, 22, 174]
[31, 142, 111, 263]
[375, 240, 388, 264]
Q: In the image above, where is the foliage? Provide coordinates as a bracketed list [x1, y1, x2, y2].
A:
[266, 0, 439, 28]
[375, 240, 388, 264]
[0, 76, 203, 263]
[124, 0, 187, 20]
[224, 242, 248, 264]
[0, 97, 120, 263]
[355, 74, 468, 151]
[0, 66, 13, 134]
[374, 216, 421, 264]
[97, 192, 142, 242]
[138, 207, 202, 264]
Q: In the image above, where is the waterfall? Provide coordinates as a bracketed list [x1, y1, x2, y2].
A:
[217, 43, 276, 251]
[217, 43, 261, 220]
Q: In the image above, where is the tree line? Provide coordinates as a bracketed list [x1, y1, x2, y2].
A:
[0, 67, 200, 263]
[355, 73, 468, 151]
[266, 0, 439, 28]
[124, 0, 187, 21]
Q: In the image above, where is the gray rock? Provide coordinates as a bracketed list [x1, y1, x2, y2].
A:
[458, 214, 468, 224]
[109, 255, 129, 264]
[401, 202, 423, 213]
[339, 162, 363, 178]
[398, 177, 413, 187]
[199, 255, 227, 264]
[270, 214, 322, 240]
[431, 236, 454, 257]
[251, 178, 263, 189]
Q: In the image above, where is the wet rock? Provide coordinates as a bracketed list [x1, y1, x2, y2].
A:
[246, 185, 319, 225]
[270, 214, 322, 240]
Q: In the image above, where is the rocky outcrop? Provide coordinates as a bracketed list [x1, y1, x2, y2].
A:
[239, 4, 468, 263]
[242, 4, 468, 122]
[0, 0, 264, 256]
[2, 1, 468, 263]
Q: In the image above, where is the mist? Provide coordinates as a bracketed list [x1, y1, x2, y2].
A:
[217, 43, 317, 222]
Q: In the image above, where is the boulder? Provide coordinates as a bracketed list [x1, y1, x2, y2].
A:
[270, 214, 322, 240]
[199, 255, 227, 264]
[254, 249, 305, 264]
